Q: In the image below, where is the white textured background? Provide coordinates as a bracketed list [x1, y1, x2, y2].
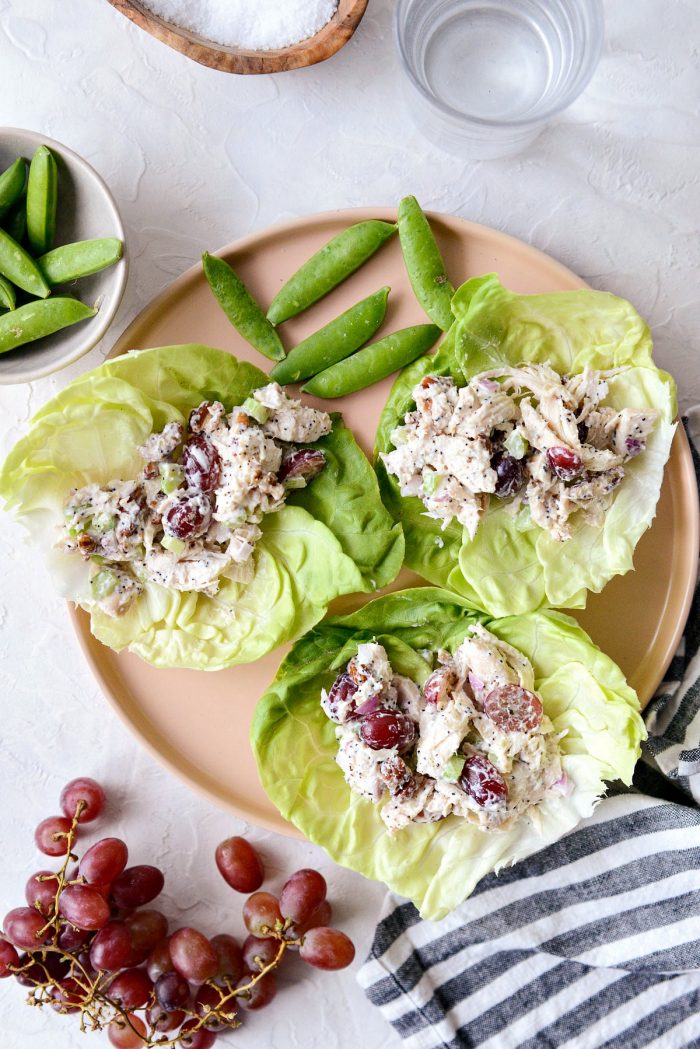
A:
[0, 0, 699, 1046]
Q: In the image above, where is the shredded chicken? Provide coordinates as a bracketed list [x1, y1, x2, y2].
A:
[60, 384, 332, 618]
[322, 633, 565, 835]
[381, 365, 658, 542]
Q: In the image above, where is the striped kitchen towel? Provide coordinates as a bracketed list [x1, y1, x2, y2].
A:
[358, 409, 700, 1049]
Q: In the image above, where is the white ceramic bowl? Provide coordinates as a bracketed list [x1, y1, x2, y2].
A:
[0, 128, 127, 384]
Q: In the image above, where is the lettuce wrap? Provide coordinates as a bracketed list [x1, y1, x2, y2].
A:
[251, 587, 645, 920]
[375, 275, 677, 617]
[0, 345, 404, 670]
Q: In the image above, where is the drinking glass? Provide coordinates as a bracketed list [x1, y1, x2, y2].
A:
[395, 0, 604, 158]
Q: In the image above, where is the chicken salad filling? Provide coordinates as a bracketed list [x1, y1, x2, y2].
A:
[60, 383, 332, 618]
[321, 627, 566, 834]
[381, 363, 659, 541]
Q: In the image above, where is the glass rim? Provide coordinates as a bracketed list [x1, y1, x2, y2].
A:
[393, 0, 605, 131]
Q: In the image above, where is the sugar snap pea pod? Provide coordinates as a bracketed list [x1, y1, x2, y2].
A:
[0, 274, 16, 311]
[267, 220, 397, 326]
[0, 158, 27, 220]
[26, 145, 58, 256]
[270, 286, 390, 385]
[301, 323, 441, 399]
[0, 228, 50, 297]
[0, 297, 97, 355]
[398, 196, 454, 331]
[38, 237, 123, 285]
[3, 197, 27, 244]
[202, 251, 284, 362]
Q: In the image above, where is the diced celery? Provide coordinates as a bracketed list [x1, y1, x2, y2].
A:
[161, 534, 186, 555]
[158, 462, 184, 494]
[283, 476, 306, 490]
[390, 426, 409, 446]
[504, 430, 529, 460]
[422, 470, 443, 496]
[90, 569, 117, 600]
[514, 506, 533, 532]
[241, 397, 270, 424]
[90, 554, 106, 566]
[442, 754, 466, 783]
[91, 512, 116, 534]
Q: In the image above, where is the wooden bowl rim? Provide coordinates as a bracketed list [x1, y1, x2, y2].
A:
[106, 0, 370, 73]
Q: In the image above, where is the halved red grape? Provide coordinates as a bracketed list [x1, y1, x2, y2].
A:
[459, 754, 508, 808]
[89, 921, 132, 971]
[125, 909, 168, 963]
[183, 434, 221, 492]
[235, 970, 276, 1010]
[25, 871, 60, 916]
[169, 927, 218, 984]
[111, 866, 164, 910]
[210, 933, 244, 982]
[483, 684, 543, 733]
[422, 666, 457, 706]
[163, 494, 212, 540]
[324, 671, 359, 722]
[242, 934, 279, 973]
[147, 940, 174, 982]
[60, 777, 106, 823]
[80, 838, 128, 885]
[299, 927, 355, 970]
[0, 937, 19, 978]
[278, 449, 326, 484]
[279, 869, 326, 927]
[178, 1021, 218, 1048]
[359, 710, 416, 752]
[242, 893, 282, 938]
[492, 451, 525, 498]
[108, 967, 153, 1009]
[108, 1013, 147, 1048]
[58, 884, 110, 931]
[546, 446, 583, 481]
[215, 837, 264, 894]
[34, 816, 73, 857]
[155, 971, 191, 1012]
[4, 907, 50, 948]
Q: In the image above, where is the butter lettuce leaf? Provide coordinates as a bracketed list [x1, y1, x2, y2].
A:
[0, 345, 403, 670]
[251, 587, 645, 920]
[375, 274, 677, 616]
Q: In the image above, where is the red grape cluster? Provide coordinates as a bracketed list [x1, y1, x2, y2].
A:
[0, 779, 355, 1047]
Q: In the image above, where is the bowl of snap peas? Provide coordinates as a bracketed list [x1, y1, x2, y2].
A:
[0, 128, 127, 384]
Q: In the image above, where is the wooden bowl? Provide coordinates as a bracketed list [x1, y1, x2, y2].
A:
[106, 0, 369, 74]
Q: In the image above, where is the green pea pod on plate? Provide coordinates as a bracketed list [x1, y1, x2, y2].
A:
[302, 323, 441, 398]
[26, 145, 58, 256]
[271, 286, 390, 385]
[202, 251, 284, 362]
[38, 237, 123, 285]
[398, 195, 454, 331]
[0, 158, 27, 220]
[0, 227, 50, 298]
[267, 220, 397, 326]
[0, 297, 97, 355]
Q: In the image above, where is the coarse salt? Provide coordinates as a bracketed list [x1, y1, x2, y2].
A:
[143, 0, 340, 51]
